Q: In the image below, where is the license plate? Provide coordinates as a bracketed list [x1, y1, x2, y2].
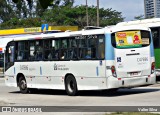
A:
[130, 72, 138, 76]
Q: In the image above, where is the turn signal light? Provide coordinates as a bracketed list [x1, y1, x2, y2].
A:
[151, 62, 155, 74]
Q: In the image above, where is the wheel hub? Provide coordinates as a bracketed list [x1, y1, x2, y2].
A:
[20, 80, 26, 90]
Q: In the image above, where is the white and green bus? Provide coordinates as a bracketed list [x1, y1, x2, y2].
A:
[5, 25, 156, 96]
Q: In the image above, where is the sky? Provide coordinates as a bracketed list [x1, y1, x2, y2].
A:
[74, 0, 144, 21]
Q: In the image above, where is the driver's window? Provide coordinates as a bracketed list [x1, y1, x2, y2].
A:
[9, 46, 15, 62]
[5, 42, 15, 70]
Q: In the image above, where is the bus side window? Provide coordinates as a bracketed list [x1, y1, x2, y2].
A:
[43, 40, 59, 60]
[78, 36, 97, 59]
[17, 42, 28, 61]
[69, 49, 77, 59]
[69, 38, 78, 60]
[60, 39, 68, 60]
[17, 51, 23, 60]
[98, 36, 105, 59]
[52, 40, 61, 60]
[29, 41, 36, 61]
[36, 46, 43, 60]
[79, 38, 87, 59]
[88, 37, 97, 59]
[85, 48, 92, 59]
[8, 46, 15, 62]
[44, 40, 51, 60]
[60, 50, 65, 59]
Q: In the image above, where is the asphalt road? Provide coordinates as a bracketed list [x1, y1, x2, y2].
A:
[0, 78, 160, 114]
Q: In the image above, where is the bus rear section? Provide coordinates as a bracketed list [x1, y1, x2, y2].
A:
[108, 30, 156, 88]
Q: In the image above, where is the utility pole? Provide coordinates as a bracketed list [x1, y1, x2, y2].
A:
[97, 0, 99, 27]
[86, 0, 89, 26]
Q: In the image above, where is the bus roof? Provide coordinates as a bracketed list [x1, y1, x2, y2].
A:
[10, 25, 150, 42]
[117, 18, 160, 28]
[0, 34, 36, 53]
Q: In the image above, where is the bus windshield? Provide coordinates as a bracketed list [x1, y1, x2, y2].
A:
[111, 30, 151, 49]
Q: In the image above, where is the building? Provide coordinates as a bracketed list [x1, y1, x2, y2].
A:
[144, 0, 160, 18]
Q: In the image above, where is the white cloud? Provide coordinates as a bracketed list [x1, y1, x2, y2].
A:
[74, 0, 144, 21]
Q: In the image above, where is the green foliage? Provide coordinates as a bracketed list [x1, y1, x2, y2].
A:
[0, 0, 45, 23]
[0, 0, 124, 29]
[0, 0, 16, 22]
[42, 5, 124, 28]
[12, 0, 19, 3]
[12, 0, 75, 9]
[0, 18, 42, 29]
[39, 0, 54, 9]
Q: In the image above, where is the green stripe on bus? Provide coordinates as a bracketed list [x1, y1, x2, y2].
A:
[155, 48, 160, 69]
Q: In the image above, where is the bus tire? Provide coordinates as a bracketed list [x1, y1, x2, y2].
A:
[18, 76, 28, 94]
[65, 75, 78, 96]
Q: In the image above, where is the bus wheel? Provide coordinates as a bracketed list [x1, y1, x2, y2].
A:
[18, 76, 28, 94]
[65, 75, 78, 96]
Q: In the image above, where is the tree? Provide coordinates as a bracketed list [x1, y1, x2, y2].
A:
[0, 0, 16, 22]
[42, 5, 124, 28]
[10, 0, 45, 18]
[12, 0, 75, 9]
[0, 17, 42, 29]
[0, 1, 124, 29]
[100, 8, 124, 26]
